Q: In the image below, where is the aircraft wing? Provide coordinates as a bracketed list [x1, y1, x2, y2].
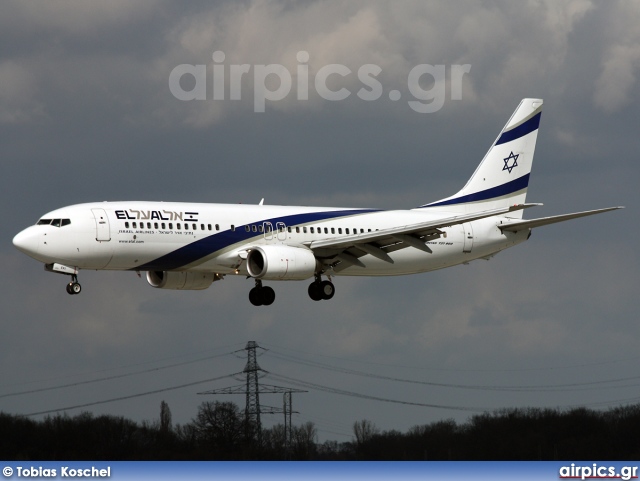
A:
[498, 206, 624, 232]
[309, 203, 539, 269]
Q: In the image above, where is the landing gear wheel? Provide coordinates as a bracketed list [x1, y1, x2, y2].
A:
[319, 280, 334, 300]
[262, 286, 276, 306]
[249, 287, 264, 306]
[249, 284, 276, 306]
[66, 281, 81, 295]
[308, 282, 323, 301]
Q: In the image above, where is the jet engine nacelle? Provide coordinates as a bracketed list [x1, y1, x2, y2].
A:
[146, 271, 217, 290]
[246, 245, 317, 280]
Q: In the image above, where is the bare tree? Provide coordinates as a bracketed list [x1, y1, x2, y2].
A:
[353, 419, 379, 445]
[292, 421, 317, 459]
[263, 423, 286, 452]
[192, 401, 245, 452]
[159, 400, 172, 433]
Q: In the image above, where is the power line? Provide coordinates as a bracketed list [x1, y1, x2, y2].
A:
[1, 342, 245, 390]
[267, 372, 487, 413]
[261, 341, 640, 373]
[24, 373, 240, 417]
[1, 351, 234, 400]
[269, 372, 640, 416]
[265, 350, 640, 393]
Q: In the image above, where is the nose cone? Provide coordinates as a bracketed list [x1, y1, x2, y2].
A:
[13, 227, 40, 257]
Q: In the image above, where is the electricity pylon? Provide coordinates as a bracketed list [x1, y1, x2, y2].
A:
[199, 341, 306, 449]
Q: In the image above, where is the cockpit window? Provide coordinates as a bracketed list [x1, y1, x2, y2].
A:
[37, 218, 71, 227]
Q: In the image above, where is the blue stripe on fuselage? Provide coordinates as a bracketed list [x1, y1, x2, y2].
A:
[134, 209, 378, 271]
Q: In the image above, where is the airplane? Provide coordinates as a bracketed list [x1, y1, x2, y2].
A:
[13, 98, 623, 306]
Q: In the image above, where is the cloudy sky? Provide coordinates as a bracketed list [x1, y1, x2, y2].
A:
[1, 0, 639, 442]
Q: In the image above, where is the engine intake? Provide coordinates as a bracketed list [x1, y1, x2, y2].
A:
[146, 271, 218, 290]
[246, 245, 317, 280]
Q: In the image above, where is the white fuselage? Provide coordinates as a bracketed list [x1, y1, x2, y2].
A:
[13, 201, 529, 279]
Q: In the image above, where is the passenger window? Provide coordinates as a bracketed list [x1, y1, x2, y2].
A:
[287, 227, 292, 233]
[125, 222, 129, 228]
[162, 223, 166, 229]
[154, 222, 158, 229]
[245, 225, 250, 232]
[231, 225, 235, 231]
[193, 224, 197, 230]
[207, 224, 211, 231]
[303, 227, 307, 233]
[215, 224, 219, 231]
[252, 225, 257, 232]
[338, 228, 342, 234]
[324, 228, 328, 234]
[296, 227, 300, 233]
[310, 227, 315, 234]
[133, 222, 137, 228]
[346, 228, 349, 234]
[331, 227, 335, 234]
[169, 223, 173, 230]
[177, 223, 181, 229]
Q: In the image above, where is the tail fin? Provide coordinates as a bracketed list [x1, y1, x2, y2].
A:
[421, 98, 543, 218]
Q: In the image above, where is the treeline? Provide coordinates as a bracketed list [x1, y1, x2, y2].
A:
[2, 402, 640, 460]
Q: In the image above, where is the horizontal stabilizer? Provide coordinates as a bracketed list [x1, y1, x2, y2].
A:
[499, 206, 624, 232]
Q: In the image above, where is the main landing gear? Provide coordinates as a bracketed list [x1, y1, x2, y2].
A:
[249, 280, 276, 306]
[308, 276, 335, 301]
[247, 276, 336, 306]
[65, 274, 82, 295]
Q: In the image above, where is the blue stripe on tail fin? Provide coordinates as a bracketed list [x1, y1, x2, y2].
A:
[419, 98, 543, 218]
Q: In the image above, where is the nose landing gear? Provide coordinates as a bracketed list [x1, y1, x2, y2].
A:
[66, 274, 82, 295]
[44, 264, 82, 295]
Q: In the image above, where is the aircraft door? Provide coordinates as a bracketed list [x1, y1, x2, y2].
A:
[263, 222, 274, 241]
[462, 222, 474, 253]
[91, 208, 111, 242]
[276, 222, 287, 241]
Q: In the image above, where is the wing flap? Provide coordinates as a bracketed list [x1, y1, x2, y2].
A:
[310, 203, 538, 251]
